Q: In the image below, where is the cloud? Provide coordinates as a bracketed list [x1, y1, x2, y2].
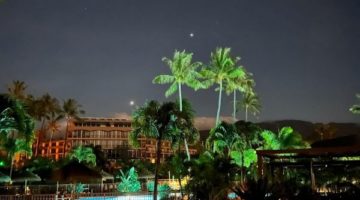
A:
[113, 112, 132, 120]
[194, 116, 233, 130]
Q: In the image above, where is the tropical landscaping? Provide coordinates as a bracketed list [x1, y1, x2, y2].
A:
[0, 48, 360, 200]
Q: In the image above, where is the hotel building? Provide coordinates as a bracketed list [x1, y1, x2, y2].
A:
[38, 117, 197, 162]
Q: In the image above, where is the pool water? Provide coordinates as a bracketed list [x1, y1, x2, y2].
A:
[80, 195, 159, 200]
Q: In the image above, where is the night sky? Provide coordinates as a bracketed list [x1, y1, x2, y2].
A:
[0, 0, 359, 123]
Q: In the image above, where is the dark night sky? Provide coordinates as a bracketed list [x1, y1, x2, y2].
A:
[0, 0, 359, 123]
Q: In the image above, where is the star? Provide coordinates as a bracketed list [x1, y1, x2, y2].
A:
[189, 33, 194, 38]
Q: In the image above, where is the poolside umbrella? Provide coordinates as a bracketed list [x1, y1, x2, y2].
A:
[53, 161, 102, 183]
[11, 171, 41, 183]
[100, 170, 114, 182]
[0, 171, 11, 183]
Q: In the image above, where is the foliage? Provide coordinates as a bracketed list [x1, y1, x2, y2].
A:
[349, 93, 360, 114]
[153, 50, 202, 160]
[200, 47, 245, 125]
[6, 80, 28, 100]
[67, 145, 96, 166]
[147, 181, 172, 200]
[75, 182, 86, 194]
[206, 122, 258, 170]
[185, 153, 236, 200]
[130, 100, 197, 199]
[117, 167, 141, 193]
[0, 96, 35, 178]
[260, 127, 309, 150]
[238, 92, 261, 121]
[153, 50, 203, 98]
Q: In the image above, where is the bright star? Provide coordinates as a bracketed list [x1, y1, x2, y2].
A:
[189, 33, 194, 38]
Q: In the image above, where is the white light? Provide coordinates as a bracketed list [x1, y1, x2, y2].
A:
[130, 101, 135, 106]
[189, 33, 194, 38]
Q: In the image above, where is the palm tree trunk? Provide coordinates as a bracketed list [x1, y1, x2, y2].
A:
[9, 155, 14, 178]
[216, 81, 223, 125]
[153, 137, 162, 200]
[178, 176, 184, 198]
[233, 90, 236, 122]
[245, 106, 248, 122]
[178, 83, 191, 161]
[178, 83, 183, 111]
[47, 131, 54, 157]
[35, 119, 45, 157]
[64, 119, 69, 157]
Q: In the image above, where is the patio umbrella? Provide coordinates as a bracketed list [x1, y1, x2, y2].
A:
[11, 171, 41, 183]
[100, 170, 114, 182]
[0, 171, 11, 183]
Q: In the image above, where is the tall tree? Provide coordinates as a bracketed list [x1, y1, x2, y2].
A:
[350, 93, 360, 114]
[46, 115, 62, 157]
[0, 96, 35, 178]
[225, 69, 254, 122]
[238, 92, 261, 122]
[7, 80, 28, 100]
[62, 98, 85, 154]
[201, 47, 244, 125]
[130, 100, 196, 200]
[153, 50, 202, 160]
[33, 94, 61, 157]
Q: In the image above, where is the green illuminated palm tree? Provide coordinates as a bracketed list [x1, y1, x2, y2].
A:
[350, 94, 360, 114]
[238, 92, 261, 122]
[260, 127, 309, 150]
[62, 98, 85, 153]
[68, 145, 96, 166]
[201, 47, 244, 125]
[130, 100, 196, 200]
[225, 69, 254, 122]
[153, 50, 202, 160]
[0, 97, 35, 178]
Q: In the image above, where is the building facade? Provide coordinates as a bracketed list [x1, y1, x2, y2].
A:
[38, 117, 197, 162]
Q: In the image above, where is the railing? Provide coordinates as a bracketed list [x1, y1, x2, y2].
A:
[0, 193, 182, 200]
[0, 194, 57, 200]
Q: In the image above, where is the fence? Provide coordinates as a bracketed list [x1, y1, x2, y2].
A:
[0, 183, 118, 195]
[0, 193, 182, 200]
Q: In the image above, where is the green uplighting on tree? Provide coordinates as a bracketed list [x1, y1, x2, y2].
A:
[117, 167, 141, 193]
[153, 50, 202, 161]
[349, 93, 360, 114]
[200, 47, 245, 125]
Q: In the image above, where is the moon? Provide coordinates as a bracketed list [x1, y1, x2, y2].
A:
[129, 100, 135, 106]
[189, 33, 194, 38]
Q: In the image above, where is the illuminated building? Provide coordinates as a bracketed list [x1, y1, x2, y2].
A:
[38, 117, 197, 162]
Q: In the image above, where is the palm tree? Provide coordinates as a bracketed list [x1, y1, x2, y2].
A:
[225, 69, 254, 122]
[130, 100, 196, 200]
[7, 80, 28, 100]
[201, 47, 244, 125]
[260, 127, 309, 150]
[350, 94, 360, 114]
[46, 115, 61, 157]
[34, 94, 61, 157]
[68, 145, 96, 166]
[62, 98, 85, 154]
[238, 92, 261, 122]
[153, 50, 202, 160]
[314, 123, 337, 141]
[0, 96, 35, 178]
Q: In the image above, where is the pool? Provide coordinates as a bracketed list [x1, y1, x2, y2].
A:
[80, 195, 159, 200]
